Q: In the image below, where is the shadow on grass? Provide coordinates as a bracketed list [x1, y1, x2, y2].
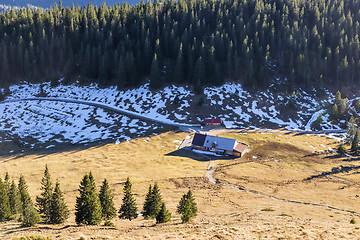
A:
[166, 148, 236, 161]
[305, 165, 360, 180]
[0, 125, 176, 160]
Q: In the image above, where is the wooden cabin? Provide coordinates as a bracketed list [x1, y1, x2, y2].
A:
[191, 133, 248, 157]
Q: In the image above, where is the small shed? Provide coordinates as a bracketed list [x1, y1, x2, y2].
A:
[203, 118, 223, 126]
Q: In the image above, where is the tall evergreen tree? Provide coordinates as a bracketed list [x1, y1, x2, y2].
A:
[4, 172, 10, 192]
[351, 129, 359, 153]
[142, 183, 162, 219]
[75, 172, 102, 225]
[149, 53, 161, 89]
[118, 178, 138, 221]
[18, 175, 41, 227]
[99, 179, 116, 220]
[156, 202, 171, 224]
[0, 178, 11, 222]
[49, 181, 69, 224]
[142, 184, 153, 219]
[36, 164, 53, 221]
[177, 190, 197, 223]
[9, 180, 21, 215]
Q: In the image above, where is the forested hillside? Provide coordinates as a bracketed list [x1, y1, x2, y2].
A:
[0, 0, 359, 92]
[0, 0, 139, 9]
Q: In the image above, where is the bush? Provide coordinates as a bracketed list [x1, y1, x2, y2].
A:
[103, 220, 115, 227]
[350, 218, 356, 224]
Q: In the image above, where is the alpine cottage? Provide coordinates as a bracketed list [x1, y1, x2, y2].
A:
[191, 133, 248, 157]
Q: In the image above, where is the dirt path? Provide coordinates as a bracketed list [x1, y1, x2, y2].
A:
[205, 158, 360, 217]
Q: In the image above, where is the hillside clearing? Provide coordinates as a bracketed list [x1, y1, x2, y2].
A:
[0, 131, 360, 239]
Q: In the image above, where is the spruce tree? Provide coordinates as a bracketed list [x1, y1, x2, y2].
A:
[142, 184, 153, 219]
[75, 172, 102, 225]
[337, 144, 346, 156]
[156, 202, 171, 224]
[119, 178, 138, 221]
[181, 199, 195, 223]
[177, 190, 197, 223]
[4, 172, 10, 192]
[331, 104, 339, 120]
[351, 129, 359, 153]
[142, 183, 162, 219]
[99, 179, 116, 220]
[150, 53, 161, 89]
[0, 178, 11, 221]
[36, 165, 53, 222]
[9, 180, 21, 215]
[18, 175, 41, 227]
[18, 175, 30, 209]
[346, 117, 357, 143]
[49, 181, 69, 224]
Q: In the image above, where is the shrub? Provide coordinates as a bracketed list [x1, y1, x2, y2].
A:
[350, 218, 356, 224]
[103, 220, 115, 227]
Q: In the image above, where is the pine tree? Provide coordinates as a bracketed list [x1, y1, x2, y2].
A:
[142, 183, 162, 219]
[351, 129, 359, 153]
[0, 178, 11, 221]
[173, 43, 183, 83]
[177, 190, 197, 223]
[18, 175, 30, 209]
[9, 180, 21, 215]
[18, 175, 41, 227]
[334, 91, 342, 104]
[4, 172, 10, 192]
[156, 202, 171, 224]
[36, 165, 53, 221]
[149, 53, 161, 89]
[99, 179, 116, 220]
[142, 184, 153, 219]
[49, 181, 69, 224]
[331, 104, 339, 120]
[194, 57, 204, 94]
[181, 199, 195, 223]
[75, 172, 102, 225]
[337, 144, 346, 156]
[119, 178, 138, 221]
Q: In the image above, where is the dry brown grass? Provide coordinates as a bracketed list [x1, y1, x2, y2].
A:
[1, 130, 360, 239]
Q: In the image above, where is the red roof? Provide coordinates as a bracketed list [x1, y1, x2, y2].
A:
[203, 118, 222, 124]
[233, 142, 248, 153]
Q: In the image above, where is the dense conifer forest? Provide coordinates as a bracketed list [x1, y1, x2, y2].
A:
[0, 0, 359, 91]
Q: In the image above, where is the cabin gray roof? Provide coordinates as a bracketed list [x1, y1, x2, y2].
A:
[192, 133, 238, 152]
[203, 135, 237, 151]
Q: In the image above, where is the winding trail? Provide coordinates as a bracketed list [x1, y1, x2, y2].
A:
[205, 158, 360, 217]
[0, 97, 200, 129]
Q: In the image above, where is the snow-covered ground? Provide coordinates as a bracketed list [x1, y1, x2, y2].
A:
[0, 80, 350, 150]
[0, 99, 164, 150]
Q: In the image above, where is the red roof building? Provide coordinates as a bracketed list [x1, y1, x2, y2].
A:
[203, 118, 223, 126]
